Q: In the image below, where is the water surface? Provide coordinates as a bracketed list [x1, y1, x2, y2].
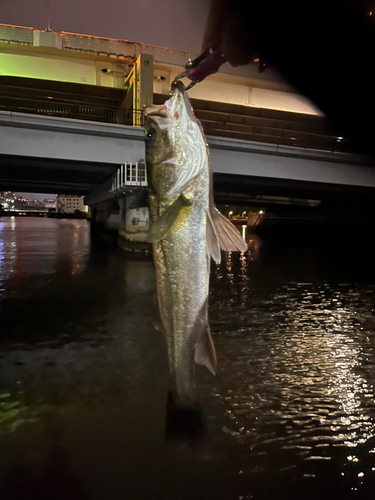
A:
[0, 217, 375, 499]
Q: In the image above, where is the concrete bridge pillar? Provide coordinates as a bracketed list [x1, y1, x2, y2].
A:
[118, 190, 150, 252]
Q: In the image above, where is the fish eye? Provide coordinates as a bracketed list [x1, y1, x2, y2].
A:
[145, 129, 155, 142]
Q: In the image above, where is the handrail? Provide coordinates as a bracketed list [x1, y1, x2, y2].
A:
[0, 94, 144, 127]
[84, 162, 147, 205]
[0, 86, 349, 152]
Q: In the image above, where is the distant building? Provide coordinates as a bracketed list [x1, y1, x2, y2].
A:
[56, 195, 87, 214]
[14, 195, 29, 209]
[43, 198, 56, 209]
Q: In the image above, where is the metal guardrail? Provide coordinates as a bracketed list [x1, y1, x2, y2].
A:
[197, 114, 347, 153]
[84, 162, 147, 205]
[201, 120, 343, 151]
[1, 88, 346, 151]
[0, 94, 144, 126]
[153, 94, 350, 153]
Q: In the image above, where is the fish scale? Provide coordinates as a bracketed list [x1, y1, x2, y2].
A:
[152, 173, 209, 406]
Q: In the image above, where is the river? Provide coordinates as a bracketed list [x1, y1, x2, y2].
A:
[0, 217, 375, 499]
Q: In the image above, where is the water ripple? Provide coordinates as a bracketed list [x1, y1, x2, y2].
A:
[209, 252, 375, 487]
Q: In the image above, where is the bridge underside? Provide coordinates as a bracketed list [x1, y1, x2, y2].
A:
[213, 173, 375, 208]
[2, 152, 375, 214]
[0, 154, 118, 195]
[2, 152, 375, 209]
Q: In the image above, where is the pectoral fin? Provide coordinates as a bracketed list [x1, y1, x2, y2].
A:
[147, 194, 193, 242]
[194, 324, 217, 376]
[210, 207, 248, 253]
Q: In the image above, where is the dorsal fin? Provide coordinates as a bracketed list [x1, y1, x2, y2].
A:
[210, 207, 248, 253]
[206, 149, 247, 253]
[206, 210, 221, 263]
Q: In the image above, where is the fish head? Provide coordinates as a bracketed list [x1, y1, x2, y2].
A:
[144, 106, 170, 167]
[145, 83, 207, 201]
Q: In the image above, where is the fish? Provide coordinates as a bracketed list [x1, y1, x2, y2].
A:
[145, 81, 247, 409]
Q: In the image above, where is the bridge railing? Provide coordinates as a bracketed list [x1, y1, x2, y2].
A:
[153, 93, 352, 153]
[0, 94, 144, 126]
[84, 162, 147, 205]
[1, 81, 352, 153]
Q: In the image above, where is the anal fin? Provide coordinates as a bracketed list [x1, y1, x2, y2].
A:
[194, 324, 217, 376]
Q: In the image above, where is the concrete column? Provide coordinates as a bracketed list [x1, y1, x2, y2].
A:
[118, 191, 151, 253]
[133, 53, 153, 126]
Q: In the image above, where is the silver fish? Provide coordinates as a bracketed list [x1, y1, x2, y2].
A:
[145, 81, 247, 408]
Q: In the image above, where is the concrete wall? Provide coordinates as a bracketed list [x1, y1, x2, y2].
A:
[0, 23, 321, 115]
[57, 195, 87, 213]
[152, 66, 321, 115]
[0, 112, 146, 165]
[1, 52, 95, 85]
[0, 52, 124, 88]
[165, 68, 321, 116]
[208, 137, 375, 188]
[119, 194, 149, 244]
[91, 193, 149, 249]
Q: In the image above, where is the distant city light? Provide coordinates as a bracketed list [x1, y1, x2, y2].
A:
[0, 191, 57, 212]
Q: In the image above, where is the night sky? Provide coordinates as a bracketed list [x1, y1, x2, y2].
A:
[0, 0, 210, 52]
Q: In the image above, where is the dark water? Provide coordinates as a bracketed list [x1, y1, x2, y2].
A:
[1, 217, 375, 500]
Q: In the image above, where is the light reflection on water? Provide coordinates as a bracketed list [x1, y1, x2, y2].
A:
[208, 246, 375, 492]
[0, 218, 90, 300]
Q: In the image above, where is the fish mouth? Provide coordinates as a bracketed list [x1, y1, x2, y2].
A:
[170, 79, 186, 94]
[170, 79, 196, 123]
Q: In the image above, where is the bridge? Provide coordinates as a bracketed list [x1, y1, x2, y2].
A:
[1, 23, 374, 244]
[1, 110, 373, 201]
